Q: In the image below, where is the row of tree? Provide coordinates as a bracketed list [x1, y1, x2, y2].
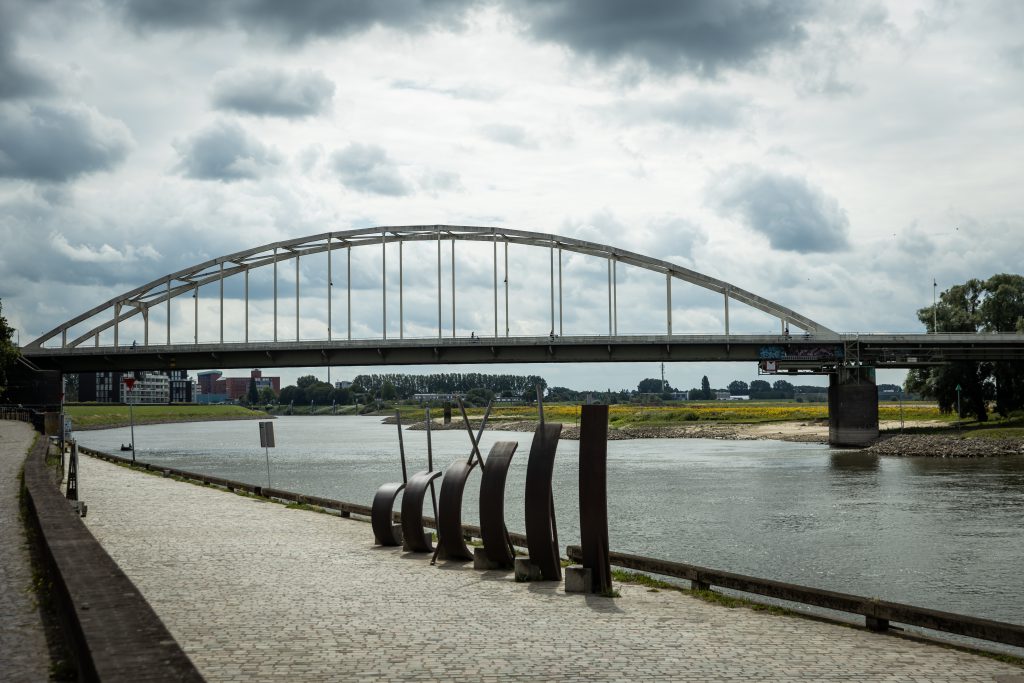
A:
[907, 274, 1024, 421]
[350, 373, 547, 401]
[637, 376, 828, 400]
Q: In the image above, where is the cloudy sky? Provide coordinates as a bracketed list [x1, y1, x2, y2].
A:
[2, 0, 1022, 391]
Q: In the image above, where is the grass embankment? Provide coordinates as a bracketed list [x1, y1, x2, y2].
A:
[64, 404, 270, 430]
[375, 401, 945, 427]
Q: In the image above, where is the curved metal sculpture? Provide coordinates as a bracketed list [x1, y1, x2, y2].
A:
[401, 469, 443, 553]
[436, 460, 475, 561]
[26, 225, 834, 351]
[371, 482, 405, 546]
[479, 441, 518, 568]
[578, 405, 612, 594]
[524, 423, 564, 581]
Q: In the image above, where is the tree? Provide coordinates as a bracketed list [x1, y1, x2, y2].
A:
[727, 380, 748, 396]
[700, 375, 712, 400]
[772, 380, 795, 398]
[912, 274, 1024, 419]
[307, 382, 334, 405]
[258, 386, 276, 404]
[381, 380, 397, 401]
[749, 380, 771, 393]
[247, 379, 259, 405]
[64, 373, 80, 402]
[638, 378, 671, 394]
[296, 374, 319, 389]
[0, 300, 18, 397]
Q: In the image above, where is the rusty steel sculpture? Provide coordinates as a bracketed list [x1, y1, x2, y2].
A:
[436, 459, 476, 561]
[524, 420, 564, 581]
[435, 399, 492, 563]
[371, 482, 405, 546]
[478, 441, 519, 568]
[578, 404, 612, 594]
[371, 411, 411, 546]
[401, 469, 443, 552]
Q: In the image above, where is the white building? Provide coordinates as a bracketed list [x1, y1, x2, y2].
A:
[127, 372, 171, 404]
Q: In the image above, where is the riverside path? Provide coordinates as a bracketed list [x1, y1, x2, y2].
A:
[77, 455, 1023, 683]
[0, 420, 52, 682]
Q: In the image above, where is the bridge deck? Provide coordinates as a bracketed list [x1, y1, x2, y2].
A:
[77, 455, 1021, 682]
[24, 332, 1024, 372]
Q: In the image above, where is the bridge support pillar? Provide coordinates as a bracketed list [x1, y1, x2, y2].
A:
[828, 367, 878, 447]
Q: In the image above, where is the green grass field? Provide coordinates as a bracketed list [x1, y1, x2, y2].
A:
[366, 400, 946, 427]
[65, 404, 269, 429]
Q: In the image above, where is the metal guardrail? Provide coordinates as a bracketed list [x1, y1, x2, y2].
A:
[566, 546, 1024, 649]
[78, 447, 1023, 651]
[0, 407, 32, 421]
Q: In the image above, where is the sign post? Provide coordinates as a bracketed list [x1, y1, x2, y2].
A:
[955, 383, 962, 431]
[124, 376, 137, 463]
[258, 421, 275, 489]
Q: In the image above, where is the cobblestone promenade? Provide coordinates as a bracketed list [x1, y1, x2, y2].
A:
[78, 455, 1023, 682]
[0, 421, 52, 682]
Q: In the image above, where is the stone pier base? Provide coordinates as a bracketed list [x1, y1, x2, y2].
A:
[828, 368, 879, 447]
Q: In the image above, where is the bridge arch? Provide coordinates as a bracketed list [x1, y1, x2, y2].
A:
[27, 225, 835, 350]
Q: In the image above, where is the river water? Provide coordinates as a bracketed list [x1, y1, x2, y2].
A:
[76, 416, 1024, 629]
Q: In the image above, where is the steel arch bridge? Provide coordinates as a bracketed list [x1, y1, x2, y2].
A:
[20, 226, 1024, 373]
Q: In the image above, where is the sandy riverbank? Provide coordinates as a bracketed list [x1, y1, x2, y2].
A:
[394, 416, 1024, 456]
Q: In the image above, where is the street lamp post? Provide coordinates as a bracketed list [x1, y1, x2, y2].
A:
[933, 278, 938, 333]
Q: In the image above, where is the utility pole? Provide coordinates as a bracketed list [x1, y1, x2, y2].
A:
[933, 278, 938, 333]
[660, 362, 666, 394]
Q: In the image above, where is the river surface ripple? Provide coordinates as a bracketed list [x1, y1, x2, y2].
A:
[77, 416, 1024, 628]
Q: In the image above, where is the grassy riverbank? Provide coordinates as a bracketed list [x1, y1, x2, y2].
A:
[370, 400, 947, 427]
[65, 404, 270, 430]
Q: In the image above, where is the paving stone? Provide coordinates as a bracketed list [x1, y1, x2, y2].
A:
[78, 455, 1023, 682]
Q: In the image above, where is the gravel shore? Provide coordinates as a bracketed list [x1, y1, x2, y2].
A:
[395, 416, 1024, 456]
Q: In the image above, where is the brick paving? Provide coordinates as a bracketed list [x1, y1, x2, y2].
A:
[0, 420, 52, 682]
[79, 455, 1023, 682]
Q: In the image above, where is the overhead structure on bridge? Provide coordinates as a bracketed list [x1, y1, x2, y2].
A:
[25, 225, 835, 354]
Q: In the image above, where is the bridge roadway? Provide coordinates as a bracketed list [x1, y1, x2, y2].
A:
[76, 454, 1024, 682]
[22, 332, 1024, 373]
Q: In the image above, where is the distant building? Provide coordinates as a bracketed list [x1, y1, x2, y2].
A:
[197, 369, 280, 403]
[334, 380, 353, 390]
[78, 371, 172, 404]
[168, 369, 194, 403]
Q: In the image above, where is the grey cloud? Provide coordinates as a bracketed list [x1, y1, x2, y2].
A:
[0, 102, 133, 181]
[0, 1, 55, 100]
[390, 78, 499, 101]
[419, 169, 463, 194]
[506, 0, 814, 76]
[175, 120, 282, 181]
[112, 0, 472, 43]
[612, 93, 747, 130]
[331, 143, 412, 196]
[212, 68, 335, 118]
[480, 123, 535, 148]
[1002, 44, 1024, 70]
[708, 166, 850, 253]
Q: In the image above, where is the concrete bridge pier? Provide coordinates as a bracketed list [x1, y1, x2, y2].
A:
[828, 367, 879, 447]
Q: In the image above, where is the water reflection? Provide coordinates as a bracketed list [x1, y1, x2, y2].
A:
[828, 450, 880, 473]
